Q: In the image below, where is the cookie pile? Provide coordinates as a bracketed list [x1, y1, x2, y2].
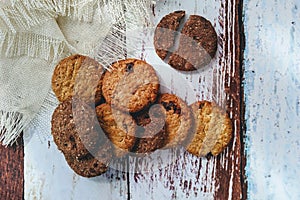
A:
[50, 9, 228, 178]
[51, 54, 232, 178]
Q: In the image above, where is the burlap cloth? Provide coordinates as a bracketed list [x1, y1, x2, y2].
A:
[0, 0, 155, 145]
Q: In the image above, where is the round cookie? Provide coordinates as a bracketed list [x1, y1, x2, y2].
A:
[186, 101, 232, 157]
[168, 15, 218, 71]
[131, 104, 167, 154]
[95, 103, 136, 157]
[51, 98, 102, 157]
[102, 58, 159, 113]
[65, 140, 113, 177]
[154, 10, 186, 60]
[158, 93, 194, 148]
[52, 54, 104, 104]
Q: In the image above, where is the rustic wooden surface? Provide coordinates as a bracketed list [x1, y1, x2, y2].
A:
[127, 0, 245, 199]
[0, 139, 24, 200]
[1, 0, 245, 199]
[2, 0, 300, 199]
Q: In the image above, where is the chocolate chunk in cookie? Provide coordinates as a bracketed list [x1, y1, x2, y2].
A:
[158, 93, 194, 148]
[102, 58, 159, 113]
[52, 54, 104, 104]
[186, 101, 232, 157]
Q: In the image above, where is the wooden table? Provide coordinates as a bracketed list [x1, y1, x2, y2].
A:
[0, 139, 23, 200]
[2, 0, 244, 199]
[1, 0, 299, 199]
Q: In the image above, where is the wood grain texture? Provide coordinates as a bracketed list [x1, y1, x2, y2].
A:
[127, 0, 245, 199]
[244, 0, 300, 199]
[21, 0, 246, 199]
[0, 139, 24, 200]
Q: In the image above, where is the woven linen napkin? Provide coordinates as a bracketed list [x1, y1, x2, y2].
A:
[0, 0, 154, 145]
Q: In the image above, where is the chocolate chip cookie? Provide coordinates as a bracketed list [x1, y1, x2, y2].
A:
[102, 58, 159, 113]
[158, 93, 194, 148]
[95, 103, 136, 157]
[52, 54, 104, 104]
[186, 101, 232, 157]
[131, 104, 167, 154]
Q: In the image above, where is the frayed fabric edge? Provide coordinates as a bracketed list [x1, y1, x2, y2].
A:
[1, 0, 155, 31]
[0, 111, 32, 146]
[0, 31, 66, 61]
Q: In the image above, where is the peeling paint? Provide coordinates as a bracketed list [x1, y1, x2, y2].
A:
[244, 0, 300, 199]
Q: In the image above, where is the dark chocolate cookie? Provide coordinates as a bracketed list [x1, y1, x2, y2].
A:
[65, 140, 113, 177]
[154, 11, 217, 71]
[168, 15, 217, 71]
[51, 98, 102, 157]
[154, 10, 186, 60]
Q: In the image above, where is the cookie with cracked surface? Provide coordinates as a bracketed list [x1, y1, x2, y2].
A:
[51, 98, 102, 157]
[154, 10, 186, 60]
[168, 15, 217, 71]
[158, 93, 194, 148]
[131, 104, 167, 154]
[186, 101, 232, 157]
[95, 103, 136, 157]
[64, 140, 113, 177]
[52, 54, 104, 104]
[102, 58, 159, 113]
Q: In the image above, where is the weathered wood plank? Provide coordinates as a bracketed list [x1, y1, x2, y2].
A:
[243, 0, 300, 199]
[23, 0, 245, 199]
[0, 139, 24, 200]
[128, 0, 245, 199]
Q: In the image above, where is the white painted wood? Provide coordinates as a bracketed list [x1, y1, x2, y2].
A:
[24, 0, 241, 199]
[243, 0, 300, 199]
[126, 0, 239, 199]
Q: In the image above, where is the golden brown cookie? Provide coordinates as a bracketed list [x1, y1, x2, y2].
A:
[154, 10, 186, 60]
[131, 104, 167, 154]
[95, 103, 136, 157]
[52, 54, 104, 104]
[64, 140, 113, 177]
[51, 98, 103, 157]
[186, 101, 232, 157]
[102, 58, 159, 113]
[158, 93, 194, 148]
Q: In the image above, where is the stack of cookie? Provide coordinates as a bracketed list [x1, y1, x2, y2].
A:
[51, 55, 112, 177]
[50, 11, 232, 179]
[50, 54, 232, 178]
